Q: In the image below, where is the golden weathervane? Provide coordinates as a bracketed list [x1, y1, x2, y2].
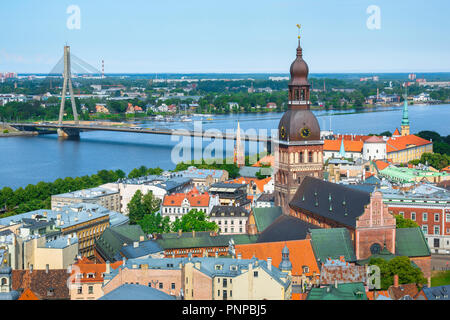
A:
[296, 24, 301, 39]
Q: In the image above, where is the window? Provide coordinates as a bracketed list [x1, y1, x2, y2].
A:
[411, 212, 416, 221]
[88, 286, 93, 294]
[47, 288, 54, 297]
[253, 271, 258, 277]
[223, 278, 227, 288]
[434, 226, 440, 235]
[217, 290, 220, 297]
[159, 283, 163, 289]
[230, 290, 232, 298]
[446, 214, 450, 222]
[423, 213, 428, 221]
[399, 211, 404, 217]
[77, 286, 82, 294]
[171, 283, 175, 290]
[422, 225, 428, 234]
[435, 213, 440, 222]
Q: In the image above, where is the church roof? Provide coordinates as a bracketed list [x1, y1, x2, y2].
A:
[309, 228, 356, 263]
[289, 177, 371, 228]
[386, 134, 431, 153]
[323, 140, 363, 152]
[256, 214, 319, 243]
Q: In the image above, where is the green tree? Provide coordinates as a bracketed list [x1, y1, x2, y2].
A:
[170, 209, 218, 233]
[369, 256, 426, 290]
[127, 190, 145, 224]
[394, 214, 419, 228]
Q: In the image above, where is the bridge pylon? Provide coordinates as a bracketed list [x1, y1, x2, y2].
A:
[58, 45, 79, 138]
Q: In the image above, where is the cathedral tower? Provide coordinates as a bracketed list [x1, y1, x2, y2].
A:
[274, 28, 324, 213]
[401, 90, 410, 136]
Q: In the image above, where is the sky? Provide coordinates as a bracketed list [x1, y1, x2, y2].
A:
[0, 0, 449, 74]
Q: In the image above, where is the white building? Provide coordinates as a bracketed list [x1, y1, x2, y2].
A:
[209, 206, 250, 235]
[363, 136, 387, 161]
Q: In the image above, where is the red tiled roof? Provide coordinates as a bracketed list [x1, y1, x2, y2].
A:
[324, 139, 364, 152]
[226, 177, 272, 193]
[393, 128, 400, 136]
[12, 269, 71, 300]
[367, 290, 391, 300]
[386, 134, 431, 153]
[375, 160, 390, 171]
[72, 259, 122, 284]
[235, 240, 319, 277]
[162, 189, 210, 207]
[388, 283, 419, 300]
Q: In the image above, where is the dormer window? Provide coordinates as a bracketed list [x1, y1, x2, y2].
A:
[47, 288, 55, 297]
[87, 273, 95, 279]
[215, 264, 222, 270]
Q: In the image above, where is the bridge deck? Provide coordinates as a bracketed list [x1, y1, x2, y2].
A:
[8, 122, 272, 142]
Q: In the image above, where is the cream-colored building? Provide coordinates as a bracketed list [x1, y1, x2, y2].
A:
[51, 187, 120, 213]
[23, 235, 78, 270]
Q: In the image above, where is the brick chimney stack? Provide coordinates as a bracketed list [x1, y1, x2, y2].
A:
[393, 274, 399, 287]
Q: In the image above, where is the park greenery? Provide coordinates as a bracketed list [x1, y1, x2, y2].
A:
[127, 189, 218, 234]
[369, 256, 427, 290]
[431, 270, 450, 287]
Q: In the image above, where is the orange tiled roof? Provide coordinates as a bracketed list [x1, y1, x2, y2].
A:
[72, 259, 122, 284]
[226, 177, 272, 193]
[234, 239, 319, 277]
[333, 134, 372, 142]
[292, 293, 308, 300]
[252, 154, 275, 167]
[441, 166, 450, 173]
[324, 139, 364, 152]
[18, 288, 39, 300]
[162, 189, 210, 207]
[375, 160, 389, 171]
[366, 290, 390, 300]
[386, 134, 431, 153]
[393, 128, 400, 136]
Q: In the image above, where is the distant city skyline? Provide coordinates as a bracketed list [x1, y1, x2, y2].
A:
[1, 0, 449, 74]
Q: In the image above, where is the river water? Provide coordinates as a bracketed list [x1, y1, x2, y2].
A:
[1, 104, 449, 189]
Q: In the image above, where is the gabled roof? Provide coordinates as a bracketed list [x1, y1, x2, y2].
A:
[395, 227, 431, 257]
[389, 283, 419, 300]
[235, 239, 319, 277]
[374, 160, 390, 171]
[421, 285, 450, 300]
[72, 259, 122, 283]
[309, 228, 356, 263]
[226, 177, 272, 193]
[95, 225, 145, 262]
[18, 288, 39, 300]
[386, 134, 432, 153]
[393, 128, 400, 136]
[289, 176, 371, 228]
[252, 207, 282, 233]
[256, 214, 319, 243]
[162, 189, 210, 207]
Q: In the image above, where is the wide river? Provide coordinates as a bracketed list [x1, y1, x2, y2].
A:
[1, 104, 449, 189]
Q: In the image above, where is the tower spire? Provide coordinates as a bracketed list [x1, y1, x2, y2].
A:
[401, 84, 410, 136]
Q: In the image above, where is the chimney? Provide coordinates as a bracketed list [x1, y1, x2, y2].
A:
[45, 264, 49, 274]
[122, 257, 126, 266]
[237, 253, 242, 260]
[267, 257, 272, 271]
[334, 279, 338, 289]
[215, 251, 218, 258]
[393, 274, 399, 287]
[192, 230, 196, 238]
[178, 229, 182, 237]
[67, 265, 72, 274]
[139, 235, 145, 242]
[105, 261, 111, 274]
[67, 237, 71, 246]
[133, 241, 139, 248]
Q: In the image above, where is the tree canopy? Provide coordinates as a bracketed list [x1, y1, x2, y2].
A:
[394, 214, 419, 229]
[369, 256, 426, 290]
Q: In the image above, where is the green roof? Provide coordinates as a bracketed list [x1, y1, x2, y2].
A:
[380, 166, 448, 183]
[252, 207, 282, 233]
[307, 282, 368, 300]
[156, 232, 258, 250]
[310, 228, 356, 263]
[395, 227, 431, 257]
[95, 224, 145, 262]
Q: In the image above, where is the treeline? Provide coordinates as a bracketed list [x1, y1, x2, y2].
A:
[0, 165, 164, 217]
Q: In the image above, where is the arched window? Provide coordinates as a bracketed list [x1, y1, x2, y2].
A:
[309, 152, 313, 163]
[299, 152, 303, 163]
[1, 278, 7, 286]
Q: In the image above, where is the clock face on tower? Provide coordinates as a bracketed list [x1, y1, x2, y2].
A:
[300, 127, 311, 138]
[280, 126, 286, 139]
